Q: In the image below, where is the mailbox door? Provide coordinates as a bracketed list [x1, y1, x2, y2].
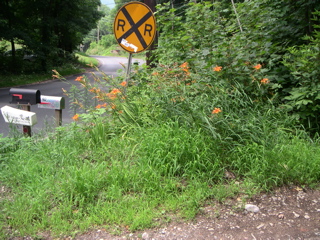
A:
[9, 88, 41, 105]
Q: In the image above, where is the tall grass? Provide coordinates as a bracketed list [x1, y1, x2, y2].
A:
[1, 91, 320, 238]
[0, 121, 224, 238]
[228, 133, 320, 189]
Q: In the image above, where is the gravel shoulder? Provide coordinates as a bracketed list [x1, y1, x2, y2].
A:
[6, 186, 320, 240]
[73, 186, 320, 240]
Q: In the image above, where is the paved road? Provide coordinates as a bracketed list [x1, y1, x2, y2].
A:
[0, 56, 145, 137]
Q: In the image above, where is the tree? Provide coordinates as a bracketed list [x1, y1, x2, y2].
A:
[0, 0, 29, 72]
[0, 0, 103, 72]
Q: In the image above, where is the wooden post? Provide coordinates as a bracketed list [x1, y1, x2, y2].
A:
[55, 109, 62, 127]
[21, 105, 32, 137]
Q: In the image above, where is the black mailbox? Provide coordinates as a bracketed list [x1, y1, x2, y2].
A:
[9, 88, 41, 105]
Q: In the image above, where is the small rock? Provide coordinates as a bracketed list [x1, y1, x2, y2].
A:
[142, 232, 149, 239]
[245, 204, 260, 213]
[293, 212, 300, 218]
[271, 196, 278, 201]
[224, 170, 236, 179]
[304, 214, 310, 219]
[278, 213, 285, 219]
[297, 191, 306, 200]
[257, 223, 265, 229]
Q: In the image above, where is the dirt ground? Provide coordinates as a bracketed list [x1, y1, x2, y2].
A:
[71, 186, 320, 240]
[7, 186, 320, 240]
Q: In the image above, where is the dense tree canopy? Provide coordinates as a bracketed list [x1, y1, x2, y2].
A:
[0, 0, 103, 71]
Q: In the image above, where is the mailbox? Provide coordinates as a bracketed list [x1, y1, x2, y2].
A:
[9, 88, 41, 105]
[1, 105, 38, 126]
[38, 95, 65, 110]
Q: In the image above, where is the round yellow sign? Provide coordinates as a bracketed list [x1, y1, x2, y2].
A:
[113, 2, 156, 53]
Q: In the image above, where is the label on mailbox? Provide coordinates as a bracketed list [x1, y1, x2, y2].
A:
[38, 95, 65, 110]
[1, 105, 37, 126]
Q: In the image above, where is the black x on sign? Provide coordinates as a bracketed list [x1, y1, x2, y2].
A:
[114, 2, 156, 53]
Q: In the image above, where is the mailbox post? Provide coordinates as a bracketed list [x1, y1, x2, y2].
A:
[9, 88, 41, 136]
[38, 95, 65, 127]
[21, 105, 31, 136]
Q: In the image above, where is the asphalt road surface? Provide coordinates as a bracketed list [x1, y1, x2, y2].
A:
[0, 56, 145, 137]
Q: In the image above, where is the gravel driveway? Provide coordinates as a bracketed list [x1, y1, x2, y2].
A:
[72, 186, 320, 240]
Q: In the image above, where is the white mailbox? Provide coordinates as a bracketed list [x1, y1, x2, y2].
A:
[38, 95, 65, 110]
[1, 105, 37, 126]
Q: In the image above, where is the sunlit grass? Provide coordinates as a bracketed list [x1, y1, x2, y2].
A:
[1, 112, 320, 239]
[75, 52, 99, 67]
[0, 54, 97, 88]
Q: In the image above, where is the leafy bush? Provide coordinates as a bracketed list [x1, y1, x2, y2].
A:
[155, 0, 320, 132]
[282, 12, 320, 132]
[100, 34, 117, 48]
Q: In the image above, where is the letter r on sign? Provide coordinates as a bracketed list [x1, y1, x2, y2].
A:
[144, 24, 153, 36]
[117, 19, 126, 31]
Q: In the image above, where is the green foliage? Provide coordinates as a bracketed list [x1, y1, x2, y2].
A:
[135, 121, 223, 178]
[282, 11, 320, 132]
[82, 4, 114, 51]
[0, 61, 84, 88]
[86, 40, 124, 56]
[0, 0, 103, 72]
[155, 1, 276, 98]
[100, 34, 117, 48]
[229, 134, 320, 189]
[0, 123, 221, 237]
[154, 0, 320, 132]
[75, 52, 99, 67]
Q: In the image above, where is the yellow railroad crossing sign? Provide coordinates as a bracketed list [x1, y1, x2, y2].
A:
[114, 2, 156, 53]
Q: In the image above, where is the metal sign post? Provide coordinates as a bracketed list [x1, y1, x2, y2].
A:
[125, 53, 133, 92]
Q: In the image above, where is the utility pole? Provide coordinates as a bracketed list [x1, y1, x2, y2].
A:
[97, 6, 100, 43]
[144, 0, 158, 68]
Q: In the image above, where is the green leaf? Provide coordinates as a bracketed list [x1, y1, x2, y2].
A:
[296, 99, 313, 105]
